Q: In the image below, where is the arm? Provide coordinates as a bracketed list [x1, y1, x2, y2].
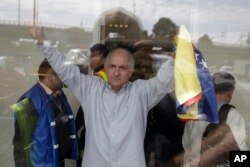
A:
[155, 56, 174, 93]
[12, 98, 38, 167]
[28, 26, 96, 103]
[182, 122, 240, 167]
[198, 123, 239, 167]
[136, 56, 174, 110]
[13, 117, 26, 166]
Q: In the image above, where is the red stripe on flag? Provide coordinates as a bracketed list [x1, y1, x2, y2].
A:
[183, 93, 202, 107]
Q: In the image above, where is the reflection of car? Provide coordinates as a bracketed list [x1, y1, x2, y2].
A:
[66, 49, 89, 65]
[219, 66, 234, 75]
[66, 49, 90, 74]
[151, 54, 170, 72]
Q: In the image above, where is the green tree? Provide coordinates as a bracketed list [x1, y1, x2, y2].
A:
[152, 17, 178, 37]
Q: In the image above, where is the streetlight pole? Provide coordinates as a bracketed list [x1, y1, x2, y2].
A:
[18, 0, 20, 25]
[133, 0, 135, 16]
[33, 0, 36, 26]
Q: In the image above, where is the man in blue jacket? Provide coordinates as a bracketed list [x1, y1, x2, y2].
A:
[12, 59, 78, 167]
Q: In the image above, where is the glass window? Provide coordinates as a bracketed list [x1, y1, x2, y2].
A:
[1, 0, 249, 166]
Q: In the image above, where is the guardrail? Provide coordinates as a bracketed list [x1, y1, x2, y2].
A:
[0, 19, 92, 32]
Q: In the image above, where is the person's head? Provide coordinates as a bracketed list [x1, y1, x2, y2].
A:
[90, 43, 107, 72]
[104, 48, 134, 92]
[212, 71, 236, 104]
[130, 48, 154, 81]
[38, 59, 64, 92]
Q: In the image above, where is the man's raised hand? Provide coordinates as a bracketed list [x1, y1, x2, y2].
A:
[28, 26, 45, 45]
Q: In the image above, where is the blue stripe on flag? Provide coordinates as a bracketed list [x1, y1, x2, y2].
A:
[194, 48, 219, 123]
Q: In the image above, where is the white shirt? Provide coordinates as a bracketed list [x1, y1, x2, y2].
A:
[182, 104, 248, 167]
[39, 45, 174, 167]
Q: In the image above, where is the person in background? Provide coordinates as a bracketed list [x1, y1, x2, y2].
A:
[75, 43, 108, 167]
[28, 26, 174, 167]
[131, 47, 184, 167]
[181, 71, 248, 167]
[12, 59, 78, 167]
[145, 91, 185, 167]
[89, 43, 108, 80]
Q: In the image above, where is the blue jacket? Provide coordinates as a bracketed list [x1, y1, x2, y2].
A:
[13, 83, 78, 167]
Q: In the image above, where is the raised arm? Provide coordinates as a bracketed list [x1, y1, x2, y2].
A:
[136, 55, 174, 111]
[27, 26, 95, 103]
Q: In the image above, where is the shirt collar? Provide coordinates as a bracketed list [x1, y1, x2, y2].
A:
[39, 81, 53, 95]
[217, 101, 226, 110]
[39, 81, 62, 97]
[106, 82, 130, 94]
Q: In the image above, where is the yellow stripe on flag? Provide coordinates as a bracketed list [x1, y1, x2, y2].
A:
[175, 25, 201, 105]
[177, 102, 199, 120]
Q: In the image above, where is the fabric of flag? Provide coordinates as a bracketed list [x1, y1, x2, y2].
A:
[175, 25, 219, 124]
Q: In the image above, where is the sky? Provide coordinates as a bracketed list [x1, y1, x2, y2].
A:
[0, 0, 250, 45]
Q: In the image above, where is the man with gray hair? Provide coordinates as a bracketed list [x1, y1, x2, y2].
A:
[28, 26, 174, 167]
[213, 71, 236, 95]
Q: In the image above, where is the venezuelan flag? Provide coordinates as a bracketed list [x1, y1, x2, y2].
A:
[175, 25, 218, 124]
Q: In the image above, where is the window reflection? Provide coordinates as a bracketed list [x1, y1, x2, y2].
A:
[0, 0, 249, 166]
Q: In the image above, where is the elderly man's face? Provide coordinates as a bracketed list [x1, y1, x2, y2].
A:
[105, 49, 133, 92]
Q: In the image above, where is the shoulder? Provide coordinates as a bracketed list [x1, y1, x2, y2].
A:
[227, 107, 245, 124]
[224, 105, 246, 134]
[23, 83, 45, 97]
[12, 97, 38, 118]
[21, 83, 50, 112]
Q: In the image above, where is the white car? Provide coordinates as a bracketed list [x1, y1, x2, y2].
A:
[65, 49, 90, 74]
